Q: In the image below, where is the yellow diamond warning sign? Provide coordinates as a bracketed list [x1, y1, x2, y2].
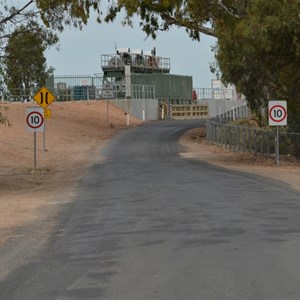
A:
[34, 87, 56, 109]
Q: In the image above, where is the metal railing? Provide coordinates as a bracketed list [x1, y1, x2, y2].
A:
[54, 75, 102, 89]
[1, 84, 156, 102]
[206, 107, 300, 158]
[101, 54, 171, 73]
[209, 105, 250, 123]
[193, 87, 244, 101]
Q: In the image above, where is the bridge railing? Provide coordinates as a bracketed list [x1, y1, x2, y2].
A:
[206, 105, 300, 158]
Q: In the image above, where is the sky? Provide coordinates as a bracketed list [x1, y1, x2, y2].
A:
[45, 14, 217, 88]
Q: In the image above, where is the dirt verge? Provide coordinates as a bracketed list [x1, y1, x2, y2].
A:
[0, 100, 141, 245]
[180, 128, 300, 192]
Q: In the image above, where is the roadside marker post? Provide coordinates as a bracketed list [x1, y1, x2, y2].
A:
[26, 107, 44, 170]
[268, 100, 287, 166]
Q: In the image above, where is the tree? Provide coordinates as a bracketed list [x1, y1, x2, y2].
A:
[4, 26, 54, 101]
[0, 105, 10, 126]
[214, 0, 300, 129]
[0, 1, 97, 40]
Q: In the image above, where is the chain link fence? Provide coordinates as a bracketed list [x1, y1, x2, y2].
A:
[206, 106, 300, 158]
[0, 75, 156, 102]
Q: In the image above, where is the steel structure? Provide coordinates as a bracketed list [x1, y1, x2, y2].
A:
[101, 48, 171, 78]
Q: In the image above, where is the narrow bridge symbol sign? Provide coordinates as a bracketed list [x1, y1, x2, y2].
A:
[34, 87, 56, 109]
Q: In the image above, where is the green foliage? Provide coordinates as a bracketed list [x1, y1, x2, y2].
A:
[0, 1, 100, 41]
[0, 105, 10, 126]
[4, 26, 54, 100]
[104, 0, 243, 39]
[214, 0, 300, 130]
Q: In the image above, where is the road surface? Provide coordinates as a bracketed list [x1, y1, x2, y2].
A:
[1, 120, 300, 299]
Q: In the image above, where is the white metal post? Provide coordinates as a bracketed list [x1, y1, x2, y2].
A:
[142, 105, 145, 121]
[127, 113, 130, 126]
[43, 119, 46, 151]
[34, 131, 37, 170]
[276, 125, 280, 166]
[106, 99, 109, 126]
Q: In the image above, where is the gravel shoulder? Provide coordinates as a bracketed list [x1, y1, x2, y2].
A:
[180, 128, 300, 193]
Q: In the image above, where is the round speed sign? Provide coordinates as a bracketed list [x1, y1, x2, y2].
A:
[26, 107, 44, 132]
[268, 101, 287, 126]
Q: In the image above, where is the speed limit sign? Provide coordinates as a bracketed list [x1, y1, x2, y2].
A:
[26, 107, 44, 132]
[268, 101, 287, 126]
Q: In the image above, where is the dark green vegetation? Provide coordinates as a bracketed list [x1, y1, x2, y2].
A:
[4, 26, 55, 101]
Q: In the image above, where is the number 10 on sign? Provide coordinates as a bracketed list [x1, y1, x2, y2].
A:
[26, 107, 44, 170]
[268, 101, 287, 126]
[268, 100, 287, 166]
[26, 107, 44, 132]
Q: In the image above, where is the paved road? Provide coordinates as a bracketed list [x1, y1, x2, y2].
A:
[1, 120, 300, 299]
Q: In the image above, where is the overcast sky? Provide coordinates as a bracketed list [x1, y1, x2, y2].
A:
[45, 15, 217, 88]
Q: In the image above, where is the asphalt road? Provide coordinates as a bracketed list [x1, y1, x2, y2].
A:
[1, 120, 300, 300]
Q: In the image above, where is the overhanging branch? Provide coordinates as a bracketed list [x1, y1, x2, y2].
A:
[0, 0, 35, 25]
[161, 13, 216, 37]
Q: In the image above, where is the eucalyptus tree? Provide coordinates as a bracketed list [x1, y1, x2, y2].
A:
[215, 0, 300, 128]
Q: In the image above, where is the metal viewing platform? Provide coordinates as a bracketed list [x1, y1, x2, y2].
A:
[101, 48, 171, 75]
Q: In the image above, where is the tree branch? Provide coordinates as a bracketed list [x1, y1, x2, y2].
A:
[0, 0, 35, 25]
[161, 13, 216, 37]
[217, 1, 242, 19]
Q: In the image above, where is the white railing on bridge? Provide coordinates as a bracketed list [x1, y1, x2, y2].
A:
[193, 88, 244, 101]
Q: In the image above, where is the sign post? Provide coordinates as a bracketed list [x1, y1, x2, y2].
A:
[268, 100, 287, 165]
[26, 107, 44, 170]
[43, 109, 51, 152]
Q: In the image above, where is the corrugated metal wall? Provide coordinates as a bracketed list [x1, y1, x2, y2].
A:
[131, 73, 193, 100]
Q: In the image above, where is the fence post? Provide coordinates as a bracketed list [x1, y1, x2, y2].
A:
[254, 129, 257, 153]
[242, 128, 245, 152]
[237, 126, 240, 152]
[267, 131, 270, 155]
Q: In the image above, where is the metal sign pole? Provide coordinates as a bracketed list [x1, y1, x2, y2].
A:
[34, 131, 37, 170]
[43, 119, 46, 151]
[106, 99, 109, 126]
[276, 125, 280, 166]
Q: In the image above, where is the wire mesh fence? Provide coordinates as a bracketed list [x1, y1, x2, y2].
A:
[0, 75, 156, 102]
[206, 107, 300, 158]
